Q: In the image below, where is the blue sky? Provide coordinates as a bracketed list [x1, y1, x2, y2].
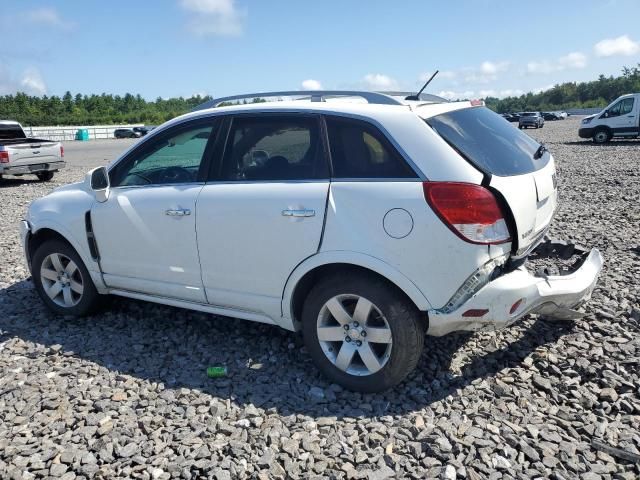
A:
[1, 0, 640, 100]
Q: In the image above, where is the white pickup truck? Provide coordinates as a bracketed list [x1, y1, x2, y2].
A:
[0, 121, 65, 181]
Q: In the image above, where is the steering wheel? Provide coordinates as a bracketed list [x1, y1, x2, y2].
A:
[161, 166, 192, 183]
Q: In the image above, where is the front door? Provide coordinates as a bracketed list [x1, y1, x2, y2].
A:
[92, 118, 218, 302]
[196, 114, 330, 317]
[604, 97, 637, 135]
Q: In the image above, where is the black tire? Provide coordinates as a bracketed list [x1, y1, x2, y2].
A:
[36, 171, 54, 182]
[302, 272, 426, 392]
[32, 239, 102, 316]
[592, 128, 611, 144]
[519, 125, 523, 129]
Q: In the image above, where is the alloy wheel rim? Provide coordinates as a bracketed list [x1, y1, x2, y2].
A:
[40, 253, 84, 308]
[316, 294, 392, 376]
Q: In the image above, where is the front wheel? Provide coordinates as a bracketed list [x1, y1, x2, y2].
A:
[302, 273, 425, 392]
[32, 239, 102, 316]
[593, 129, 611, 144]
[36, 171, 54, 182]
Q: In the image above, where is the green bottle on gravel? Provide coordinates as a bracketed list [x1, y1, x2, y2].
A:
[207, 366, 227, 378]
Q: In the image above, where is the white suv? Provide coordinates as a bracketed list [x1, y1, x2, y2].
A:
[21, 91, 603, 392]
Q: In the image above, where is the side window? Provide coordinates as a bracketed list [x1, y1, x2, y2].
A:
[110, 122, 215, 187]
[220, 116, 328, 181]
[606, 101, 622, 117]
[326, 117, 417, 179]
[620, 98, 634, 115]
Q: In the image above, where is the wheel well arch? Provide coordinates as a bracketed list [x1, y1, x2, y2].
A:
[26, 228, 73, 265]
[289, 263, 428, 330]
[593, 125, 612, 134]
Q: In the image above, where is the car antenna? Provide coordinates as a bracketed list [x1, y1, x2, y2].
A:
[405, 70, 439, 101]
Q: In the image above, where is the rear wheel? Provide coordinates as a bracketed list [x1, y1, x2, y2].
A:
[593, 129, 611, 144]
[302, 273, 425, 392]
[32, 239, 102, 316]
[36, 171, 54, 182]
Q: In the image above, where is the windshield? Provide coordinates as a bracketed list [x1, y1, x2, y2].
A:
[426, 107, 549, 176]
[521, 112, 536, 117]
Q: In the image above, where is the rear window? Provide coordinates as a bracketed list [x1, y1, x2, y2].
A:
[426, 107, 548, 176]
[0, 124, 26, 140]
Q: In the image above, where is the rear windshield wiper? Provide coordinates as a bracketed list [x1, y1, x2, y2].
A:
[533, 143, 548, 160]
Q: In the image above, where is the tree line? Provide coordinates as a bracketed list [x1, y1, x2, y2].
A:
[1, 65, 639, 125]
[485, 64, 640, 113]
[0, 92, 215, 126]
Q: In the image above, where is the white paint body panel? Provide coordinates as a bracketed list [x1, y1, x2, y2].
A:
[91, 185, 206, 302]
[489, 156, 557, 254]
[321, 182, 495, 309]
[196, 182, 329, 322]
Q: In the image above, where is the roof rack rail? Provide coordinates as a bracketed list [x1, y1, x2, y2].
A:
[192, 90, 405, 111]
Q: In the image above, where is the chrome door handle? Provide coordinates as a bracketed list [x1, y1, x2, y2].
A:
[282, 209, 315, 218]
[165, 208, 191, 216]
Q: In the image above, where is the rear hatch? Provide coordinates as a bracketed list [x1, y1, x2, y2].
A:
[424, 106, 557, 255]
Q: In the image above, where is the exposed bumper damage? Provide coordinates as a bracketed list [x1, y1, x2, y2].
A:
[427, 238, 604, 336]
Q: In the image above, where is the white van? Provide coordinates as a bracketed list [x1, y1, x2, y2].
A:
[579, 93, 640, 143]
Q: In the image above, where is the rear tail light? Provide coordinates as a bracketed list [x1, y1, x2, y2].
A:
[60, 145, 64, 158]
[0, 149, 8, 163]
[423, 182, 511, 244]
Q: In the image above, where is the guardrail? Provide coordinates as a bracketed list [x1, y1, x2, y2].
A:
[21, 124, 146, 141]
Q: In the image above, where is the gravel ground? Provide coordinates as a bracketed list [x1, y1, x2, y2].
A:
[1, 117, 639, 479]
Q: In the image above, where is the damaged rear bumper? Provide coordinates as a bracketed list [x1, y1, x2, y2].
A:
[427, 239, 604, 336]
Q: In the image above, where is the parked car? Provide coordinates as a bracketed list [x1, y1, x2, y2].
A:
[114, 128, 141, 139]
[0, 120, 64, 182]
[543, 112, 561, 121]
[519, 112, 544, 129]
[21, 90, 603, 392]
[579, 93, 640, 144]
[501, 113, 519, 122]
[133, 126, 154, 136]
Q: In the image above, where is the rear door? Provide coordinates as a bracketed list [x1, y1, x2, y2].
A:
[427, 106, 557, 255]
[196, 113, 330, 317]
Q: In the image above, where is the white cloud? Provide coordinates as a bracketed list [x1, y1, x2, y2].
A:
[594, 35, 640, 57]
[437, 90, 475, 100]
[301, 79, 323, 90]
[480, 61, 509, 75]
[0, 64, 47, 95]
[461, 61, 510, 84]
[20, 68, 47, 95]
[527, 51, 587, 74]
[26, 7, 72, 30]
[180, 0, 246, 36]
[533, 84, 554, 94]
[363, 73, 398, 90]
[498, 88, 524, 97]
[558, 52, 587, 69]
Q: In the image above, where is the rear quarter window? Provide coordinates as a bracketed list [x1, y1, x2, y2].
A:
[426, 107, 548, 176]
[326, 116, 417, 179]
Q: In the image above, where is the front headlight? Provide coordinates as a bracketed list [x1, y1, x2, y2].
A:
[582, 117, 593, 124]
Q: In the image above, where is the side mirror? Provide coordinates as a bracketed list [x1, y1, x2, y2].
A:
[603, 111, 609, 118]
[86, 166, 110, 202]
